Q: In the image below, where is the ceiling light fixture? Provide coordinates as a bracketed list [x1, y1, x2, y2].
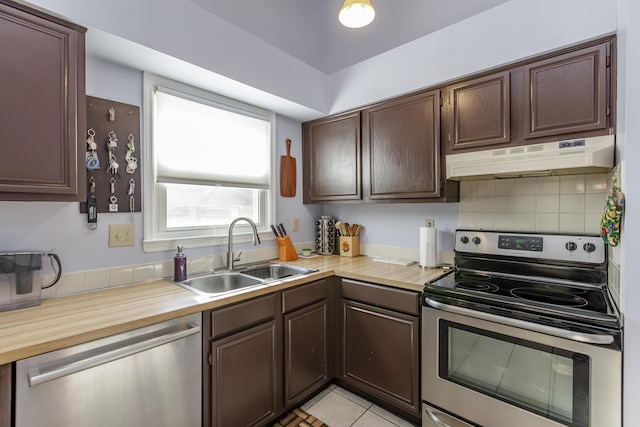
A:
[338, 0, 376, 29]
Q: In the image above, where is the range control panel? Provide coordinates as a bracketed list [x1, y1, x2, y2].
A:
[455, 230, 605, 264]
[498, 235, 543, 252]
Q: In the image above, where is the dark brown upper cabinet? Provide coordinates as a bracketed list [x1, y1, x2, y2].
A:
[302, 111, 362, 203]
[362, 90, 441, 200]
[301, 37, 613, 203]
[0, 0, 86, 201]
[446, 71, 510, 151]
[524, 43, 609, 139]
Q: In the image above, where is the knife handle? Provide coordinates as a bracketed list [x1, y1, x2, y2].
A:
[279, 223, 287, 236]
[271, 224, 280, 237]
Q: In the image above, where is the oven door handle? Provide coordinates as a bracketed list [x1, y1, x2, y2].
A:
[424, 404, 474, 427]
[425, 297, 614, 345]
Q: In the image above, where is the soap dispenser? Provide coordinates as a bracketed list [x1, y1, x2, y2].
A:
[174, 245, 187, 281]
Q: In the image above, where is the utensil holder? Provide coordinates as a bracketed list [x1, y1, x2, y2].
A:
[276, 236, 299, 261]
[339, 236, 360, 257]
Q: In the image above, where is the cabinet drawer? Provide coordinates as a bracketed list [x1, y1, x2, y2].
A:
[282, 280, 326, 313]
[341, 279, 419, 316]
[211, 294, 276, 338]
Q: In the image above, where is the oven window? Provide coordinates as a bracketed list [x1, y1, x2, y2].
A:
[439, 320, 589, 427]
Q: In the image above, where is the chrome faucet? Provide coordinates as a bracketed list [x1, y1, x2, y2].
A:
[227, 217, 261, 270]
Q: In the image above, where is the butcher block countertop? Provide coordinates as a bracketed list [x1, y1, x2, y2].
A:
[0, 255, 445, 364]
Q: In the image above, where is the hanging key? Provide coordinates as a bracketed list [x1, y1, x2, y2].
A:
[87, 176, 98, 226]
[109, 195, 119, 212]
[128, 178, 135, 222]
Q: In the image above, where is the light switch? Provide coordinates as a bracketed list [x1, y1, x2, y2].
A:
[109, 224, 135, 247]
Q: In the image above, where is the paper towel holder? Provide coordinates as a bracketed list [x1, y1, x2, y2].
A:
[419, 222, 438, 269]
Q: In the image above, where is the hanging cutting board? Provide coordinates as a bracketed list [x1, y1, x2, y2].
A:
[280, 138, 296, 197]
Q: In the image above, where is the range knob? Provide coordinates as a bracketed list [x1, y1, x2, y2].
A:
[460, 236, 469, 244]
[472, 237, 481, 245]
[565, 241, 577, 251]
[583, 242, 597, 253]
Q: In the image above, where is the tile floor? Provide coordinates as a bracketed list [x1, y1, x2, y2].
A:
[301, 384, 419, 427]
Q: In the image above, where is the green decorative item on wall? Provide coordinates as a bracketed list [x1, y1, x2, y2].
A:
[600, 177, 624, 247]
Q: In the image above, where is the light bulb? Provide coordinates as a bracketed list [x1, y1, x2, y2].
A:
[339, 0, 375, 29]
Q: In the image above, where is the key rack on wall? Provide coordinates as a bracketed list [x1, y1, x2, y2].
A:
[80, 96, 142, 214]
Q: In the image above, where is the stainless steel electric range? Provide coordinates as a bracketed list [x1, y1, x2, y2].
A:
[421, 230, 622, 427]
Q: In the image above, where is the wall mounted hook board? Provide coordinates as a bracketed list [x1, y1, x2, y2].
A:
[80, 96, 141, 214]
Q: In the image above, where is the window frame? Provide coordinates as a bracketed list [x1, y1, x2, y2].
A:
[142, 72, 276, 253]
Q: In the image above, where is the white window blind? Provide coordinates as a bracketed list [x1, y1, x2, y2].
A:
[154, 87, 271, 189]
[142, 74, 275, 252]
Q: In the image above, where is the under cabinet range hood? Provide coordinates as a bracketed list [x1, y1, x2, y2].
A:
[446, 135, 615, 180]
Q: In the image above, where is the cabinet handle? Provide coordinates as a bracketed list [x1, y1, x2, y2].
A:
[28, 322, 201, 386]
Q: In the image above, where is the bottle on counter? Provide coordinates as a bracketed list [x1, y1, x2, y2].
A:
[174, 245, 187, 281]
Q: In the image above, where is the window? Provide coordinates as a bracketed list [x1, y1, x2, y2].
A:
[142, 73, 275, 252]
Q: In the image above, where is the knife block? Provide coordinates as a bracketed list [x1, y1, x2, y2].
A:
[276, 236, 299, 261]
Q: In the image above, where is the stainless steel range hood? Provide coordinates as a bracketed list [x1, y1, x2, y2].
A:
[446, 135, 615, 180]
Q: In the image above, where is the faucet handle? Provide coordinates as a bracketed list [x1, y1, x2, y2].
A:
[233, 251, 243, 262]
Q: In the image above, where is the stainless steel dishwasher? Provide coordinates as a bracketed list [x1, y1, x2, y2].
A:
[15, 313, 202, 427]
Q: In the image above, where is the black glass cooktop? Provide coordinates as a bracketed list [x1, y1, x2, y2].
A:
[424, 268, 619, 326]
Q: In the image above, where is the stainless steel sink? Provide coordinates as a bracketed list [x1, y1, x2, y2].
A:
[176, 272, 264, 296]
[239, 263, 317, 281]
[174, 263, 317, 297]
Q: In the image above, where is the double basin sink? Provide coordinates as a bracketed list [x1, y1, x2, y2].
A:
[174, 263, 317, 297]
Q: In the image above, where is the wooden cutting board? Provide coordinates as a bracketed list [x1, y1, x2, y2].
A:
[280, 138, 296, 197]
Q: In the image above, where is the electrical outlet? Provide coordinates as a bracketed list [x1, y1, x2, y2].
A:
[109, 224, 136, 247]
[425, 219, 435, 228]
[292, 217, 299, 232]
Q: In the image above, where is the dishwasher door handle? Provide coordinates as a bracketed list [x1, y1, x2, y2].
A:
[28, 322, 201, 386]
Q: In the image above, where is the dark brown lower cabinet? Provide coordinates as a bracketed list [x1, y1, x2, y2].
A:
[0, 363, 11, 427]
[283, 280, 330, 407]
[206, 294, 280, 427]
[203, 278, 418, 426]
[340, 280, 421, 423]
[211, 322, 278, 426]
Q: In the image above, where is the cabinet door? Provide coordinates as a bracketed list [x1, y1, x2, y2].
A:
[0, 364, 10, 427]
[341, 300, 420, 418]
[302, 111, 361, 203]
[447, 71, 510, 151]
[284, 300, 328, 406]
[524, 42, 608, 139]
[0, 1, 85, 200]
[363, 90, 440, 200]
[211, 321, 277, 427]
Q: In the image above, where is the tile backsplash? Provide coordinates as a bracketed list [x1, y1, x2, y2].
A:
[42, 241, 451, 299]
[458, 170, 624, 313]
[458, 174, 609, 234]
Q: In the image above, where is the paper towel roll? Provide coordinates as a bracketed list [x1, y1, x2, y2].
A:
[419, 227, 437, 268]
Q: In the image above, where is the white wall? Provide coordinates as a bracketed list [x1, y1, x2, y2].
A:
[22, 0, 328, 121]
[0, 55, 319, 273]
[327, 0, 617, 113]
[324, 203, 459, 256]
[618, 0, 640, 421]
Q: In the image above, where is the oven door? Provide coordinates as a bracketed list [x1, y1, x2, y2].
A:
[422, 304, 621, 427]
